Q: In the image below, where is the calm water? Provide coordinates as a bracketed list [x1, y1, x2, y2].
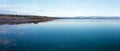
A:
[0, 19, 120, 51]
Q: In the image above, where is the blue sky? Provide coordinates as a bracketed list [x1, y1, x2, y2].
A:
[0, 0, 119, 17]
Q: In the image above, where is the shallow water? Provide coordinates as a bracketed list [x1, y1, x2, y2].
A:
[0, 19, 120, 51]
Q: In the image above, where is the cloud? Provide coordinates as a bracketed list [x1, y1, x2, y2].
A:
[0, 10, 14, 14]
[0, 3, 44, 15]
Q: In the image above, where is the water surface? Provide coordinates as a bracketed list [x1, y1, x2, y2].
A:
[0, 19, 120, 51]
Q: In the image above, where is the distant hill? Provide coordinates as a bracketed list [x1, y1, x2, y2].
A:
[57, 16, 120, 19]
[74, 16, 120, 19]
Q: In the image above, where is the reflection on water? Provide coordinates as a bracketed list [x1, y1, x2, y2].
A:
[0, 19, 54, 25]
[0, 19, 120, 51]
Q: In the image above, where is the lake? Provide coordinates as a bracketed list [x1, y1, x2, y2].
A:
[0, 19, 120, 51]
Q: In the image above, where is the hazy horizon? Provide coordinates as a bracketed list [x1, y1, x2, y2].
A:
[0, 0, 119, 17]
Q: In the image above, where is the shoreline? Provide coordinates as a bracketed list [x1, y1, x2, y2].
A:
[0, 14, 120, 25]
[0, 14, 56, 25]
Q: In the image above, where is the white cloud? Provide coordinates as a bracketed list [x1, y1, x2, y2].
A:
[0, 3, 44, 15]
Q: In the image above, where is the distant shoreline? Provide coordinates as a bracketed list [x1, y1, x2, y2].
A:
[0, 14, 120, 25]
[0, 14, 57, 25]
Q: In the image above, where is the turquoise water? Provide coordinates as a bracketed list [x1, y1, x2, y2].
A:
[0, 19, 120, 51]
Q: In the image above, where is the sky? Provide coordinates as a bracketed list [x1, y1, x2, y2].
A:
[0, 0, 119, 17]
